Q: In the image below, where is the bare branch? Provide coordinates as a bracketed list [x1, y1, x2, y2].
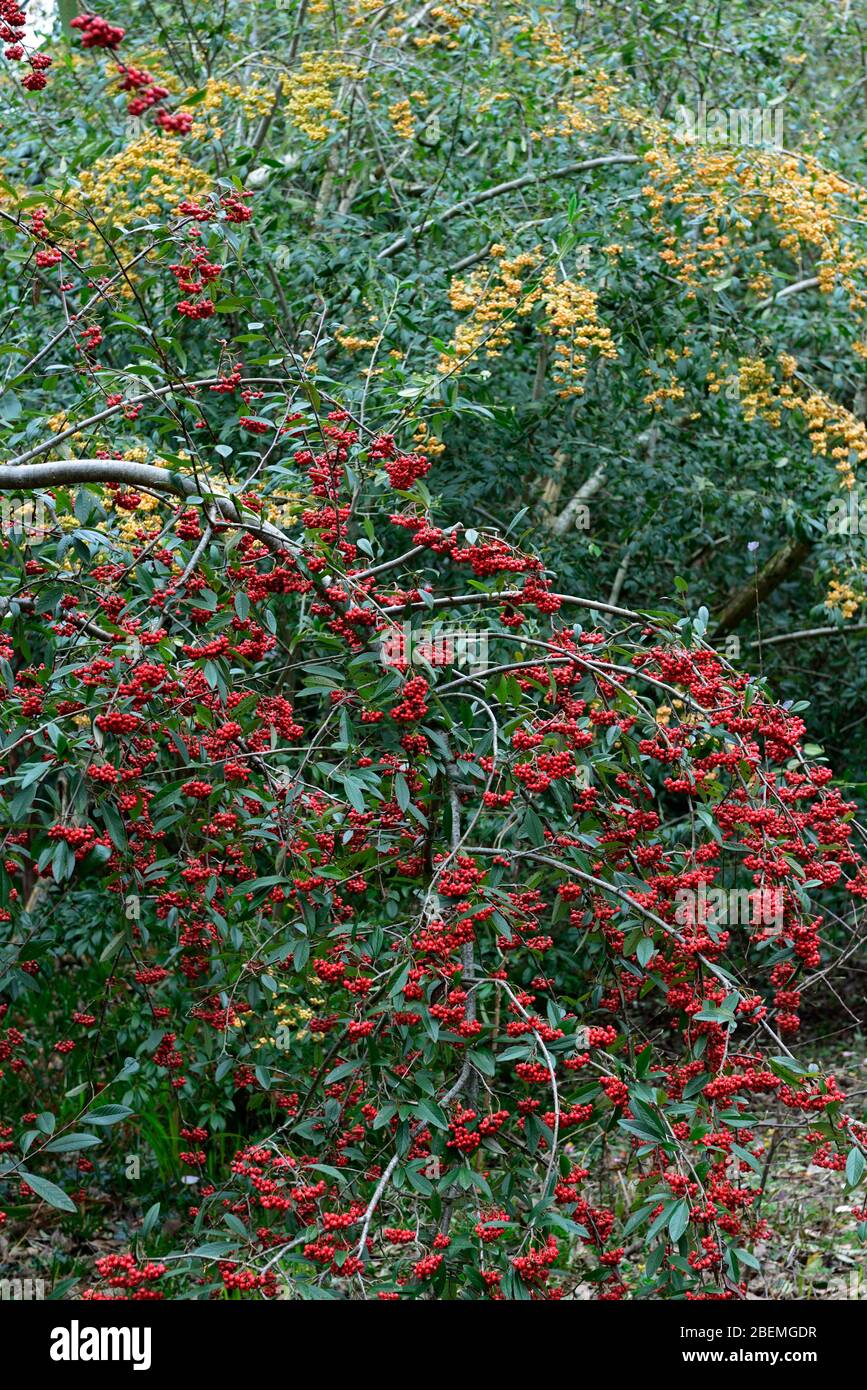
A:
[751, 622, 867, 648]
[377, 154, 639, 259]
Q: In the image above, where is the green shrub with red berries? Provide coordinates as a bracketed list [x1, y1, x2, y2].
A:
[2, 2, 867, 1302]
[1, 385, 866, 1299]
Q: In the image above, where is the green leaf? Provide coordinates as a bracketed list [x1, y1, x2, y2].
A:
[324, 1062, 362, 1085]
[846, 1147, 865, 1188]
[468, 1049, 495, 1076]
[19, 760, 53, 789]
[415, 1099, 448, 1130]
[405, 1163, 433, 1195]
[394, 772, 410, 811]
[84, 1103, 135, 1126]
[142, 1202, 162, 1237]
[189, 1241, 241, 1258]
[341, 776, 367, 813]
[735, 1247, 761, 1271]
[102, 802, 127, 850]
[636, 935, 655, 967]
[19, 1171, 77, 1213]
[731, 1142, 763, 1176]
[99, 931, 127, 964]
[44, 1133, 102, 1153]
[668, 1199, 690, 1242]
[519, 808, 545, 846]
[646, 1202, 675, 1243]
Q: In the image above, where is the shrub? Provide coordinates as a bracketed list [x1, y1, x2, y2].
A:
[1, 406, 865, 1300]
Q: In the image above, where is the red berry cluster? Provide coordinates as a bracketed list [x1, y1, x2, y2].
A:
[385, 452, 431, 490]
[70, 13, 125, 49]
[117, 63, 168, 115]
[1, 0, 52, 89]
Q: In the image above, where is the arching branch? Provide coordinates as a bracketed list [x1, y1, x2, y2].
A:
[0, 459, 300, 558]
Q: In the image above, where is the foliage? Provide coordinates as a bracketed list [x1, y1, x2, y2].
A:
[1, 0, 867, 1301]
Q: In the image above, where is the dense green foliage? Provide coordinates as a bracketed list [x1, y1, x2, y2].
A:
[1, 0, 867, 1302]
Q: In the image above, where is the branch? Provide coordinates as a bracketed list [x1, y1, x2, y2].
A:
[377, 154, 639, 259]
[7, 376, 272, 466]
[355, 1150, 401, 1260]
[354, 1054, 475, 1262]
[608, 550, 632, 607]
[379, 588, 644, 622]
[0, 459, 301, 557]
[248, 0, 309, 157]
[750, 622, 867, 648]
[756, 276, 821, 309]
[4, 374, 361, 469]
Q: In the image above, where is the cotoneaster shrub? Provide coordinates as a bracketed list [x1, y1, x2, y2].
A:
[2, 384, 867, 1299]
[0, 8, 866, 1301]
